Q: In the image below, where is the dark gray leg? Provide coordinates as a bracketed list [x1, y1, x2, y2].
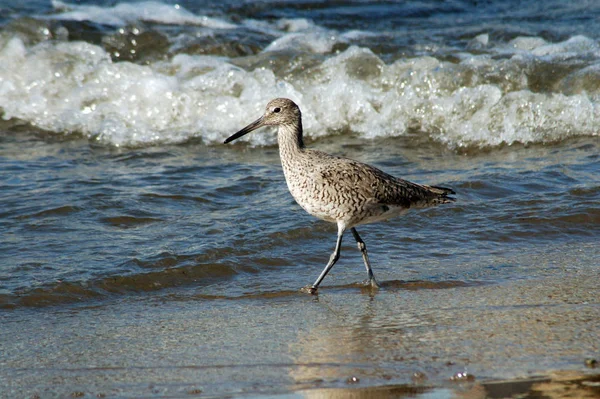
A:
[351, 228, 379, 288]
[304, 226, 345, 294]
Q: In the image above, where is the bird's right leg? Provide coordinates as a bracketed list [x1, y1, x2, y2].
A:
[302, 224, 345, 295]
[351, 227, 379, 288]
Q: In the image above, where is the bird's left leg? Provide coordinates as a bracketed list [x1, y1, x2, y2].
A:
[301, 222, 346, 295]
[351, 227, 380, 288]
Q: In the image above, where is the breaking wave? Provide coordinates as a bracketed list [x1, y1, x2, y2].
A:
[0, 1, 599, 148]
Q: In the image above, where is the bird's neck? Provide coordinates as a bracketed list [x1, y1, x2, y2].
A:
[277, 121, 305, 156]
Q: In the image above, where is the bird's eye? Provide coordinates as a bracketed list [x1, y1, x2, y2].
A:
[273, 107, 281, 113]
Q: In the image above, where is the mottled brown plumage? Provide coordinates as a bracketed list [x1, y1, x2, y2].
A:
[225, 98, 455, 294]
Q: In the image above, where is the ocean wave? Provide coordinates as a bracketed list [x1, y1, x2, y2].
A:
[1, 20, 600, 148]
[0, 253, 250, 309]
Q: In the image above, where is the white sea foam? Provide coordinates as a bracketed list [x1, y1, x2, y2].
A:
[530, 35, 600, 57]
[1, 32, 599, 148]
[508, 36, 548, 51]
[257, 18, 374, 54]
[49, 0, 236, 29]
[263, 32, 337, 54]
[262, 18, 339, 54]
[0, 36, 301, 146]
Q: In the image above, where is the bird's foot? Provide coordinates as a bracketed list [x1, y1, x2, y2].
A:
[363, 278, 380, 289]
[300, 285, 318, 295]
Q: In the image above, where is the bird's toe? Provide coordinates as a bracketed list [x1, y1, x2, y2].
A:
[300, 285, 318, 295]
[363, 278, 380, 289]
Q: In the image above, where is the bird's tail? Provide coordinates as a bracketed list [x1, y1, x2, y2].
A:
[425, 185, 456, 204]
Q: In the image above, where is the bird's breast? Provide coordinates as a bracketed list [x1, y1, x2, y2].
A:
[281, 158, 372, 224]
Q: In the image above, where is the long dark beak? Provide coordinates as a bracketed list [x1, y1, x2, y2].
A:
[224, 116, 265, 144]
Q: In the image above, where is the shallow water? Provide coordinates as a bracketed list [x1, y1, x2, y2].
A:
[1, 0, 599, 397]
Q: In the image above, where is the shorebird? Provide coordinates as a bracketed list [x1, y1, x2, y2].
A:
[225, 98, 455, 294]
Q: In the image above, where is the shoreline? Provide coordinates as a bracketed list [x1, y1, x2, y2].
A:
[2, 271, 598, 398]
[3, 368, 599, 398]
[293, 371, 600, 399]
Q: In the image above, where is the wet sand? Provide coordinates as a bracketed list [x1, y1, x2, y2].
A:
[1, 252, 598, 398]
[297, 372, 600, 398]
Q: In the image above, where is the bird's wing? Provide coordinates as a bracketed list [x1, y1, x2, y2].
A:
[311, 152, 453, 208]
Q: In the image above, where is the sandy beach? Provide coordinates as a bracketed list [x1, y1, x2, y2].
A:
[2, 251, 598, 397]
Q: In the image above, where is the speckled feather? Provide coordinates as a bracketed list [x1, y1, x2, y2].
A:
[270, 99, 455, 229]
